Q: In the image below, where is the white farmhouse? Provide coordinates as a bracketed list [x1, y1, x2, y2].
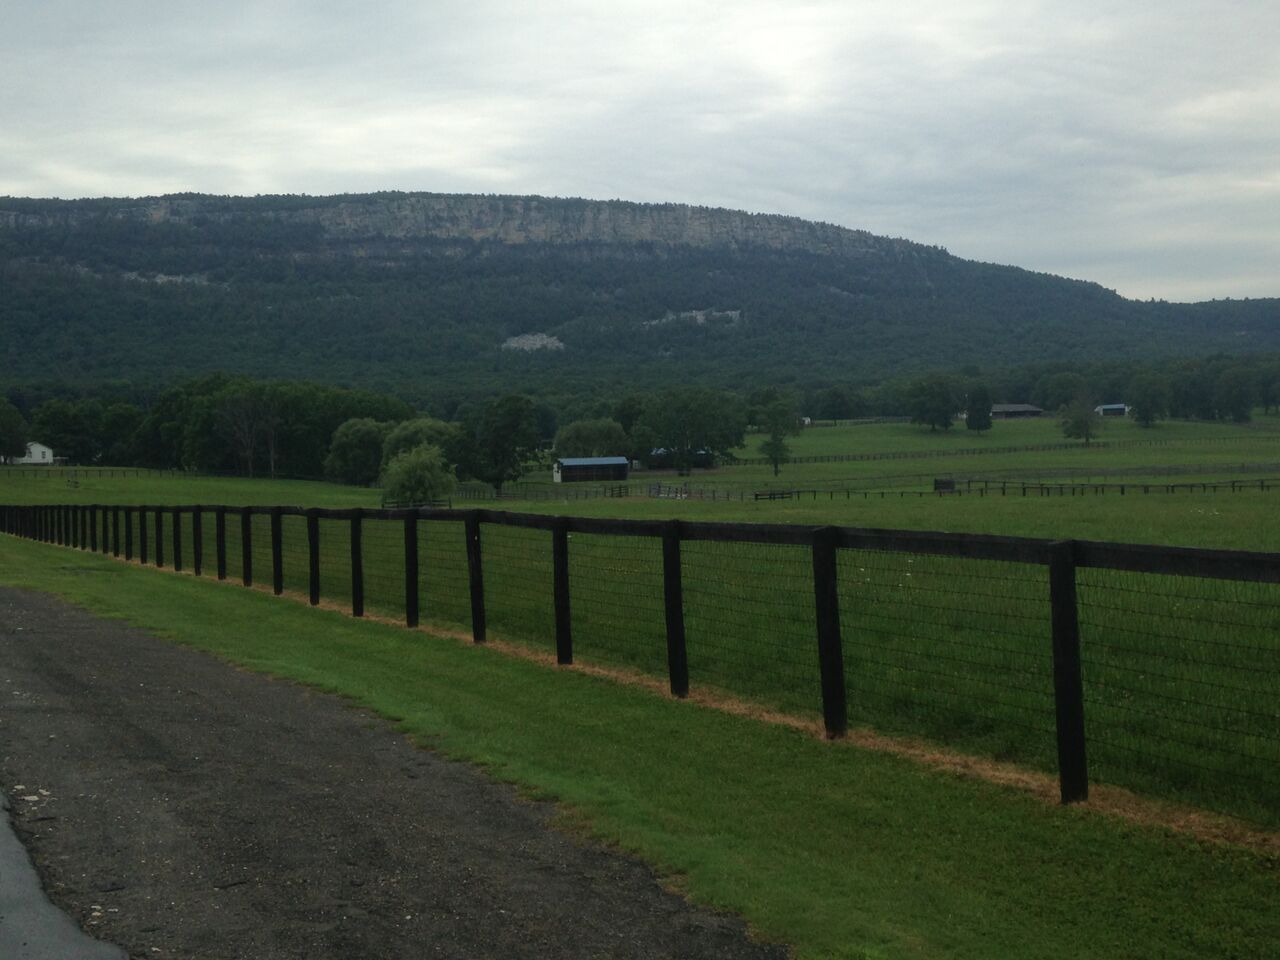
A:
[12, 441, 54, 465]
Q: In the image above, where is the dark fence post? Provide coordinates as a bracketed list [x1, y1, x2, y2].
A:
[240, 509, 252, 586]
[172, 508, 183, 572]
[100, 507, 109, 553]
[306, 509, 321, 606]
[138, 507, 148, 565]
[112, 506, 120, 557]
[215, 507, 227, 580]
[154, 507, 164, 568]
[465, 512, 486, 643]
[812, 526, 848, 738]
[89, 505, 98, 552]
[1049, 539, 1089, 804]
[403, 513, 419, 627]
[191, 507, 202, 575]
[662, 520, 689, 697]
[350, 509, 364, 617]
[270, 507, 284, 596]
[124, 507, 134, 560]
[553, 518, 572, 665]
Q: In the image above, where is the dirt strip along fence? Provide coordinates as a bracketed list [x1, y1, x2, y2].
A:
[3, 503, 1278, 828]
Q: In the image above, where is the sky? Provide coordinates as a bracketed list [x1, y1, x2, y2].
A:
[2, 1, 1277, 302]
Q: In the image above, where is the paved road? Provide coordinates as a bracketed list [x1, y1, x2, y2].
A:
[0, 588, 785, 960]
[2, 789, 126, 959]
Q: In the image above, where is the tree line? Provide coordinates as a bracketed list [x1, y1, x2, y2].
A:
[4, 353, 1279, 490]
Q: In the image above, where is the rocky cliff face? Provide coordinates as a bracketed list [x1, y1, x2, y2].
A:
[0, 192, 919, 261]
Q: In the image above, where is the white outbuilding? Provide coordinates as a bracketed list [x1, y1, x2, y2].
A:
[12, 442, 54, 465]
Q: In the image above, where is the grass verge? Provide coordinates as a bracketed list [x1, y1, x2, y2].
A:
[1, 536, 1277, 959]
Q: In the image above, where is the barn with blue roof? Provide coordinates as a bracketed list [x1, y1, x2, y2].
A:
[553, 456, 630, 483]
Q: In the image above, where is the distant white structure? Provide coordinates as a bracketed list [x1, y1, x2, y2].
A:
[1094, 403, 1129, 417]
[12, 441, 54, 465]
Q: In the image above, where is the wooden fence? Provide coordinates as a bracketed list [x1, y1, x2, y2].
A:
[3, 502, 1278, 822]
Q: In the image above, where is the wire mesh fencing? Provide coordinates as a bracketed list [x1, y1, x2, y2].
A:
[4, 502, 1278, 828]
[420, 519, 472, 633]
[568, 531, 668, 678]
[1076, 567, 1280, 823]
[682, 539, 818, 715]
[839, 550, 1057, 771]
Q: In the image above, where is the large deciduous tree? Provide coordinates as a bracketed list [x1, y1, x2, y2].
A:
[380, 444, 456, 505]
[756, 388, 801, 476]
[457, 394, 541, 492]
[31, 398, 104, 464]
[637, 388, 746, 475]
[1214, 367, 1256, 423]
[1128, 373, 1171, 427]
[0, 399, 28, 461]
[554, 418, 629, 458]
[382, 418, 460, 471]
[1061, 396, 1102, 445]
[907, 374, 960, 432]
[324, 418, 391, 485]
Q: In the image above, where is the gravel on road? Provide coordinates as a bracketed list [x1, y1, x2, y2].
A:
[0, 587, 786, 960]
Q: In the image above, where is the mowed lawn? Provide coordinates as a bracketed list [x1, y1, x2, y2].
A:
[0, 535, 1275, 960]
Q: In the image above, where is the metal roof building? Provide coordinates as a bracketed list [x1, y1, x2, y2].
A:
[553, 456, 630, 483]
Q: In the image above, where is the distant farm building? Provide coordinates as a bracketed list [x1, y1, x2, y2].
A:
[990, 404, 1044, 419]
[1095, 403, 1129, 417]
[553, 456, 630, 483]
[10, 441, 54, 465]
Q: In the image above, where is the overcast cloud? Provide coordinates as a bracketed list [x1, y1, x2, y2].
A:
[2, 0, 1277, 301]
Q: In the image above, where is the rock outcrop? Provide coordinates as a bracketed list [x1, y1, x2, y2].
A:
[0, 192, 919, 261]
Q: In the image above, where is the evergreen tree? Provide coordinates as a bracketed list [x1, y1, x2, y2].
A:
[965, 383, 993, 433]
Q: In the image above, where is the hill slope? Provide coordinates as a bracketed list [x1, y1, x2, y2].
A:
[2, 192, 1278, 397]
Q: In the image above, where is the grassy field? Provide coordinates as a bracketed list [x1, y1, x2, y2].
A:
[0, 535, 1275, 960]
[4, 416, 1279, 825]
[0, 470, 382, 508]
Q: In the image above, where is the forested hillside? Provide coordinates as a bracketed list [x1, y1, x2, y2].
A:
[2, 192, 1278, 405]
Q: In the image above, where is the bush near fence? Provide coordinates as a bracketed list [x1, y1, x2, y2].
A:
[3, 502, 1278, 828]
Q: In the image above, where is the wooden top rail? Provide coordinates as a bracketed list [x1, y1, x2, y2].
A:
[10, 503, 1280, 583]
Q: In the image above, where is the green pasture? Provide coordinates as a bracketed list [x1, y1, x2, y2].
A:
[0, 535, 1276, 960]
[514, 486, 1280, 551]
[741, 413, 1280, 460]
[502, 415, 1280, 491]
[0, 469, 381, 508]
[49, 499, 1277, 827]
[5, 414, 1280, 826]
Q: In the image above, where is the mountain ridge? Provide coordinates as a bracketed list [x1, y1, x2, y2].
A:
[1, 191, 1276, 402]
